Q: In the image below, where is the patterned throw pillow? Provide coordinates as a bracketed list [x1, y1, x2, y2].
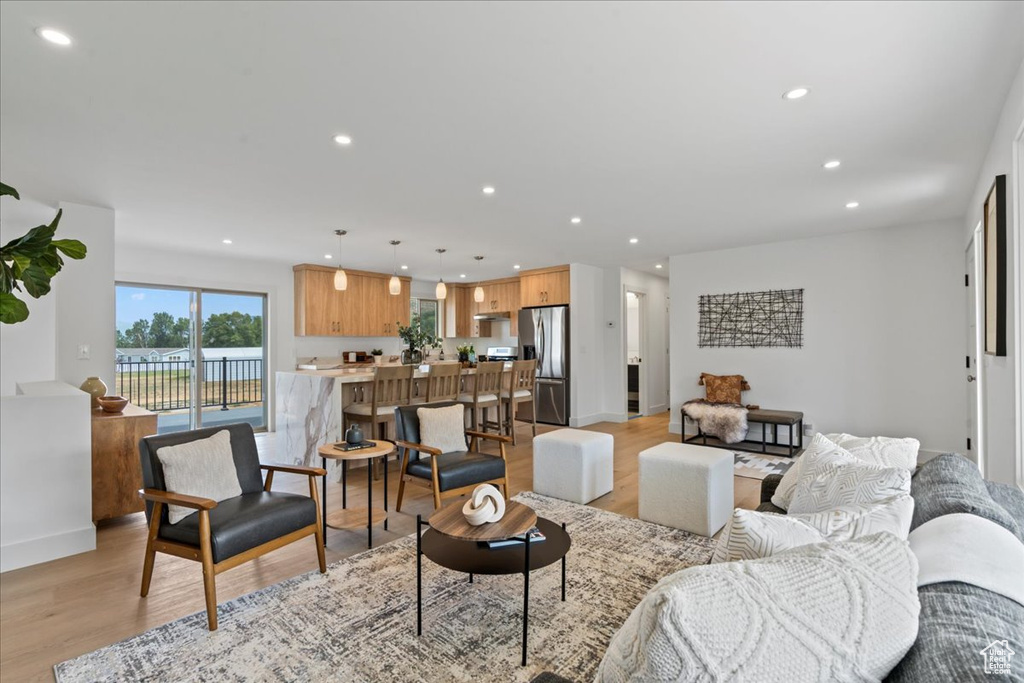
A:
[703, 374, 743, 404]
[824, 433, 919, 471]
[788, 445, 911, 515]
[417, 404, 467, 454]
[156, 430, 242, 524]
[770, 432, 838, 511]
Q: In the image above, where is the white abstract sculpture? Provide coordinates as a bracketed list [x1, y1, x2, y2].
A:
[462, 484, 506, 526]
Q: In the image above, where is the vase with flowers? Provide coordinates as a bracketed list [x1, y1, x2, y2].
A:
[397, 315, 440, 365]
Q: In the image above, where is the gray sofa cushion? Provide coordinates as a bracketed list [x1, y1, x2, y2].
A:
[910, 453, 1022, 541]
[987, 480, 1024, 530]
[884, 581, 1024, 683]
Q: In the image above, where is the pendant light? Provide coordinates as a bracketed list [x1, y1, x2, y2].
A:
[435, 248, 447, 300]
[333, 230, 348, 290]
[473, 255, 485, 302]
[388, 240, 402, 295]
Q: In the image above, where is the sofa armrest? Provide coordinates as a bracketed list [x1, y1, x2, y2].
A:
[760, 474, 784, 504]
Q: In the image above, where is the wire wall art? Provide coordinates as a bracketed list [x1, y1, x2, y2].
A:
[698, 288, 804, 348]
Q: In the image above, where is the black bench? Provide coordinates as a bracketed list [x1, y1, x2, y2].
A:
[683, 408, 804, 457]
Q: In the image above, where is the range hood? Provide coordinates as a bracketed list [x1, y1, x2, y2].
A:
[474, 312, 511, 322]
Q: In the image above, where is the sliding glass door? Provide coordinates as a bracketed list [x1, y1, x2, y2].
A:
[115, 284, 267, 434]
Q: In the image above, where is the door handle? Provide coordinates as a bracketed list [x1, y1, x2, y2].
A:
[967, 375, 976, 382]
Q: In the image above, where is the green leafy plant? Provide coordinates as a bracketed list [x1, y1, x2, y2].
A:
[1, 182, 87, 324]
[370, 348, 383, 355]
[456, 344, 473, 356]
[397, 314, 440, 353]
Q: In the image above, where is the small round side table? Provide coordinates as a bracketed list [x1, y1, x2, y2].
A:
[317, 439, 395, 548]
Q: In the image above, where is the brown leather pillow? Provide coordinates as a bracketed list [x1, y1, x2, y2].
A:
[704, 374, 744, 404]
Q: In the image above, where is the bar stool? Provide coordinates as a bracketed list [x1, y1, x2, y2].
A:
[457, 361, 503, 448]
[425, 361, 462, 402]
[343, 365, 413, 477]
[502, 359, 538, 445]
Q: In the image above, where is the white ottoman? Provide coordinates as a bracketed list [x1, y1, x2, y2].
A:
[638, 442, 733, 537]
[533, 429, 614, 504]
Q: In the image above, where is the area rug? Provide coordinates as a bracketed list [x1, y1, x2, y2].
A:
[733, 452, 796, 480]
[55, 492, 715, 683]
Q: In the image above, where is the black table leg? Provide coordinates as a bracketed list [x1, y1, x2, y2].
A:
[342, 460, 347, 508]
[416, 514, 422, 636]
[321, 456, 328, 546]
[561, 522, 567, 602]
[522, 532, 531, 667]
[367, 455, 373, 548]
[383, 454, 388, 531]
[469, 573, 473, 584]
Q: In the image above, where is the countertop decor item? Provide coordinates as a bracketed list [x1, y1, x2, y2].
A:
[0, 181, 88, 324]
[462, 484, 507, 525]
[96, 395, 129, 414]
[345, 424, 364, 445]
[398, 315, 440, 365]
[80, 376, 108, 409]
[371, 349, 383, 365]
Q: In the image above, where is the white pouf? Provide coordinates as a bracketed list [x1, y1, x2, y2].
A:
[638, 442, 733, 537]
[533, 429, 614, 504]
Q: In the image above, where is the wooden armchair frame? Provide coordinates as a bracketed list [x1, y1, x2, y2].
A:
[138, 462, 327, 631]
[394, 430, 511, 510]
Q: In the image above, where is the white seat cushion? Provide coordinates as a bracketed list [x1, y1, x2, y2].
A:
[533, 429, 614, 504]
[457, 393, 498, 404]
[344, 403, 398, 417]
[598, 533, 921, 683]
[500, 389, 532, 399]
[156, 430, 242, 524]
[638, 442, 733, 536]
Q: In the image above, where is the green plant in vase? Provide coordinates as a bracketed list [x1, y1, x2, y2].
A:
[397, 315, 440, 365]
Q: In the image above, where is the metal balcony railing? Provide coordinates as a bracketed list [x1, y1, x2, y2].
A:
[114, 357, 263, 412]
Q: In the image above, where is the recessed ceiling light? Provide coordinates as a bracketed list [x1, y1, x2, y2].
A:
[222, 239, 232, 244]
[783, 87, 810, 100]
[400, 264, 409, 270]
[459, 273, 467, 278]
[482, 186, 495, 195]
[629, 238, 639, 244]
[36, 28, 72, 46]
[513, 264, 521, 270]
[845, 201, 860, 209]
[655, 264, 663, 269]
[324, 254, 332, 259]
[333, 134, 352, 146]
[823, 160, 841, 170]
[570, 216, 581, 224]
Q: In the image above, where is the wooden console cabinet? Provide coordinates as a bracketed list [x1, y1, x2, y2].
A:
[91, 403, 157, 522]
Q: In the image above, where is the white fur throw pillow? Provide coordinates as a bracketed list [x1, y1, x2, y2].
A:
[770, 433, 838, 511]
[788, 445, 910, 515]
[824, 433, 919, 471]
[713, 495, 915, 563]
[598, 533, 920, 683]
[417, 404, 467, 454]
[156, 430, 241, 524]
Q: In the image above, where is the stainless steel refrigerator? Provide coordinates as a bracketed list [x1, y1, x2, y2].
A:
[518, 305, 570, 425]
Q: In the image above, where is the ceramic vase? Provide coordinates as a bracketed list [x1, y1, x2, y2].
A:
[373, 355, 383, 365]
[80, 376, 107, 409]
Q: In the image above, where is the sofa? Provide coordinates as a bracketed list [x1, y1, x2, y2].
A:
[533, 453, 1024, 683]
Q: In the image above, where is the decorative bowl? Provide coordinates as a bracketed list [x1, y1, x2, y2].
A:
[96, 395, 129, 414]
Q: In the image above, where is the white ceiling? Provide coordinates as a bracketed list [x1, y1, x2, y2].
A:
[1, 1, 1022, 281]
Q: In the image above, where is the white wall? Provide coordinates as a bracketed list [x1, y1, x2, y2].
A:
[964, 58, 1023, 486]
[669, 219, 965, 456]
[1, 381, 94, 572]
[56, 202, 116, 392]
[570, 263, 609, 426]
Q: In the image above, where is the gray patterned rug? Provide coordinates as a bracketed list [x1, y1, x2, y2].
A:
[55, 492, 715, 683]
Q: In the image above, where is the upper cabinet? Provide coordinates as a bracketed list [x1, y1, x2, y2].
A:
[445, 285, 490, 339]
[519, 265, 570, 307]
[294, 265, 410, 337]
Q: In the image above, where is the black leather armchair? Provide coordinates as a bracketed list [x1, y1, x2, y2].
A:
[138, 422, 326, 630]
[394, 401, 510, 510]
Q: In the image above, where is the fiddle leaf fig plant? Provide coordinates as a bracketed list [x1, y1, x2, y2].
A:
[0, 182, 87, 324]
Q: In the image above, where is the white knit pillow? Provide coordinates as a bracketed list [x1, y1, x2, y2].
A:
[824, 433, 919, 471]
[770, 433, 838, 511]
[417, 404, 467, 454]
[598, 533, 921, 683]
[788, 446, 910, 515]
[712, 495, 914, 563]
[156, 430, 241, 524]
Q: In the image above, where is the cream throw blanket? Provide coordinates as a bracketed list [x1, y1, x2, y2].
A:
[682, 399, 748, 444]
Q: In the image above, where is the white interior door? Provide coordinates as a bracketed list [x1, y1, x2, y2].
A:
[966, 231, 984, 473]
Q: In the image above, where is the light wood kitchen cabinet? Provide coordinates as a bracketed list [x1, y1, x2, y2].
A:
[294, 264, 410, 337]
[445, 285, 490, 338]
[519, 265, 570, 307]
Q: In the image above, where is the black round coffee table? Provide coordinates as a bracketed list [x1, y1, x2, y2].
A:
[416, 510, 571, 666]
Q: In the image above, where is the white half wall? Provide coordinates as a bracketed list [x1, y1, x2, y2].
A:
[669, 219, 965, 456]
[963, 58, 1023, 486]
[570, 263, 610, 426]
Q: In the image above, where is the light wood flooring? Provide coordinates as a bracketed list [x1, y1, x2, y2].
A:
[0, 412, 761, 682]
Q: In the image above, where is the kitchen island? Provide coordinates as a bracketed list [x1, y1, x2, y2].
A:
[275, 363, 499, 476]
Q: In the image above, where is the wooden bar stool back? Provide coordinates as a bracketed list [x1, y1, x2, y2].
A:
[503, 359, 538, 445]
[457, 361, 503, 443]
[343, 365, 414, 441]
[425, 362, 462, 403]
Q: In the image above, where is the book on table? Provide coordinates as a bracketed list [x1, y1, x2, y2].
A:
[480, 528, 546, 550]
[333, 441, 377, 452]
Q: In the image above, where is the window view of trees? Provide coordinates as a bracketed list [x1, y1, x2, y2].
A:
[116, 311, 262, 348]
[411, 298, 439, 336]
